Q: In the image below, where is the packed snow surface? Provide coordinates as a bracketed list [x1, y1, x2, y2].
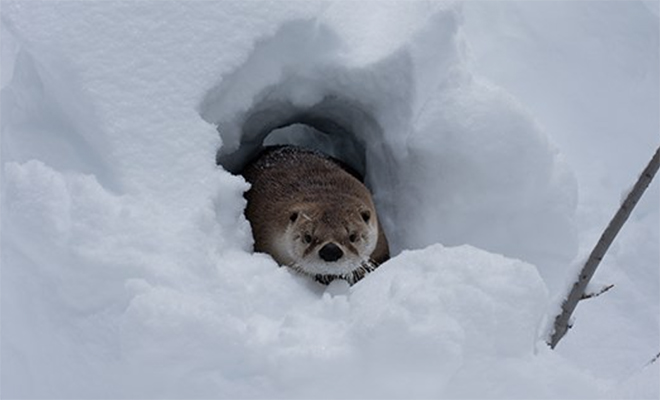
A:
[1, 1, 658, 398]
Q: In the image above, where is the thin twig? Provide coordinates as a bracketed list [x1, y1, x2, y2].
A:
[580, 284, 614, 300]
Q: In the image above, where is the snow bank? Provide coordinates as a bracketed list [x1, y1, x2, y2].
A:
[199, 5, 577, 274]
[462, 1, 659, 390]
[0, 156, 597, 397]
[118, 244, 555, 398]
[1, 1, 657, 399]
[0, 158, 599, 398]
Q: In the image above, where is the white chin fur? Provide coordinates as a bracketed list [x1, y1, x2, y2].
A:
[298, 257, 364, 276]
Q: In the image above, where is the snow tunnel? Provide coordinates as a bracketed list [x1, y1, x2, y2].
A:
[198, 16, 578, 270]
[213, 95, 381, 181]
[198, 19, 410, 258]
[198, 20, 402, 249]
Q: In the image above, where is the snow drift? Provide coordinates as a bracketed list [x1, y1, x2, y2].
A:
[199, 10, 577, 273]
[1, 1, 657, 399]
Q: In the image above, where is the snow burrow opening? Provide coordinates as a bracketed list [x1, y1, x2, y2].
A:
[199, 16, 578, 273]
[199, 19, 404, 249]
[213, 95, 381, 181]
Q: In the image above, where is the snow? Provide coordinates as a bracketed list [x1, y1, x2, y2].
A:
[1, 1, 658, 398]
[200, 6, 577, 278]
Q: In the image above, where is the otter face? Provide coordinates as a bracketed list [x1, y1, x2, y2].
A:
[278, 201, 378, 282]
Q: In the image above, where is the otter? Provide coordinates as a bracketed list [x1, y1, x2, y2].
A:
[241, 145, 389, 284]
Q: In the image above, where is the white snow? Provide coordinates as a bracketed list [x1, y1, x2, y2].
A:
[1, 1, 658, 399]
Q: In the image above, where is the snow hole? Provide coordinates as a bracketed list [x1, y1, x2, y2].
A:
[199, 19, 401, 249]
[214, 95, 380, 182]
[199, 16, 578, 273]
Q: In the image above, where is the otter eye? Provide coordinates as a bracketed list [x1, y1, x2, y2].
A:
[303, 234, 312, 244]
[289, 212, 298, 223]
[349, 233, 358, 243]
[361, 211, 371, 223]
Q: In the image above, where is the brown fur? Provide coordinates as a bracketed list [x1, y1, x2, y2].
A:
[242, 146, 389, 283]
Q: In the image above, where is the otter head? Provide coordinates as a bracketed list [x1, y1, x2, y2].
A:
[278, 199, 379, 283]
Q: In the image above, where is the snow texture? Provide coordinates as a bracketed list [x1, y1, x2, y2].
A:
[1, 1, 658, 398]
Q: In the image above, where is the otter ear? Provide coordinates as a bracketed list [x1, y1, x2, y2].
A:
[361, 210, 371, 223]
[289, 212, 299, 223]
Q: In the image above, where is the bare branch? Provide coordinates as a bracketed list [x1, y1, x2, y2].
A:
[548, 146, 660, 349]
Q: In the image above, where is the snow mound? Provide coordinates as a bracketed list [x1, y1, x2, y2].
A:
[0, 155, 585, 397]
[200, 8, 577, 274]
[119, 244, 554, 398]
[2, 158, 597, 398]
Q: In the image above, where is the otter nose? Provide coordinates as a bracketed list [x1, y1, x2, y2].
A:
[319, 243, 343, 262]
